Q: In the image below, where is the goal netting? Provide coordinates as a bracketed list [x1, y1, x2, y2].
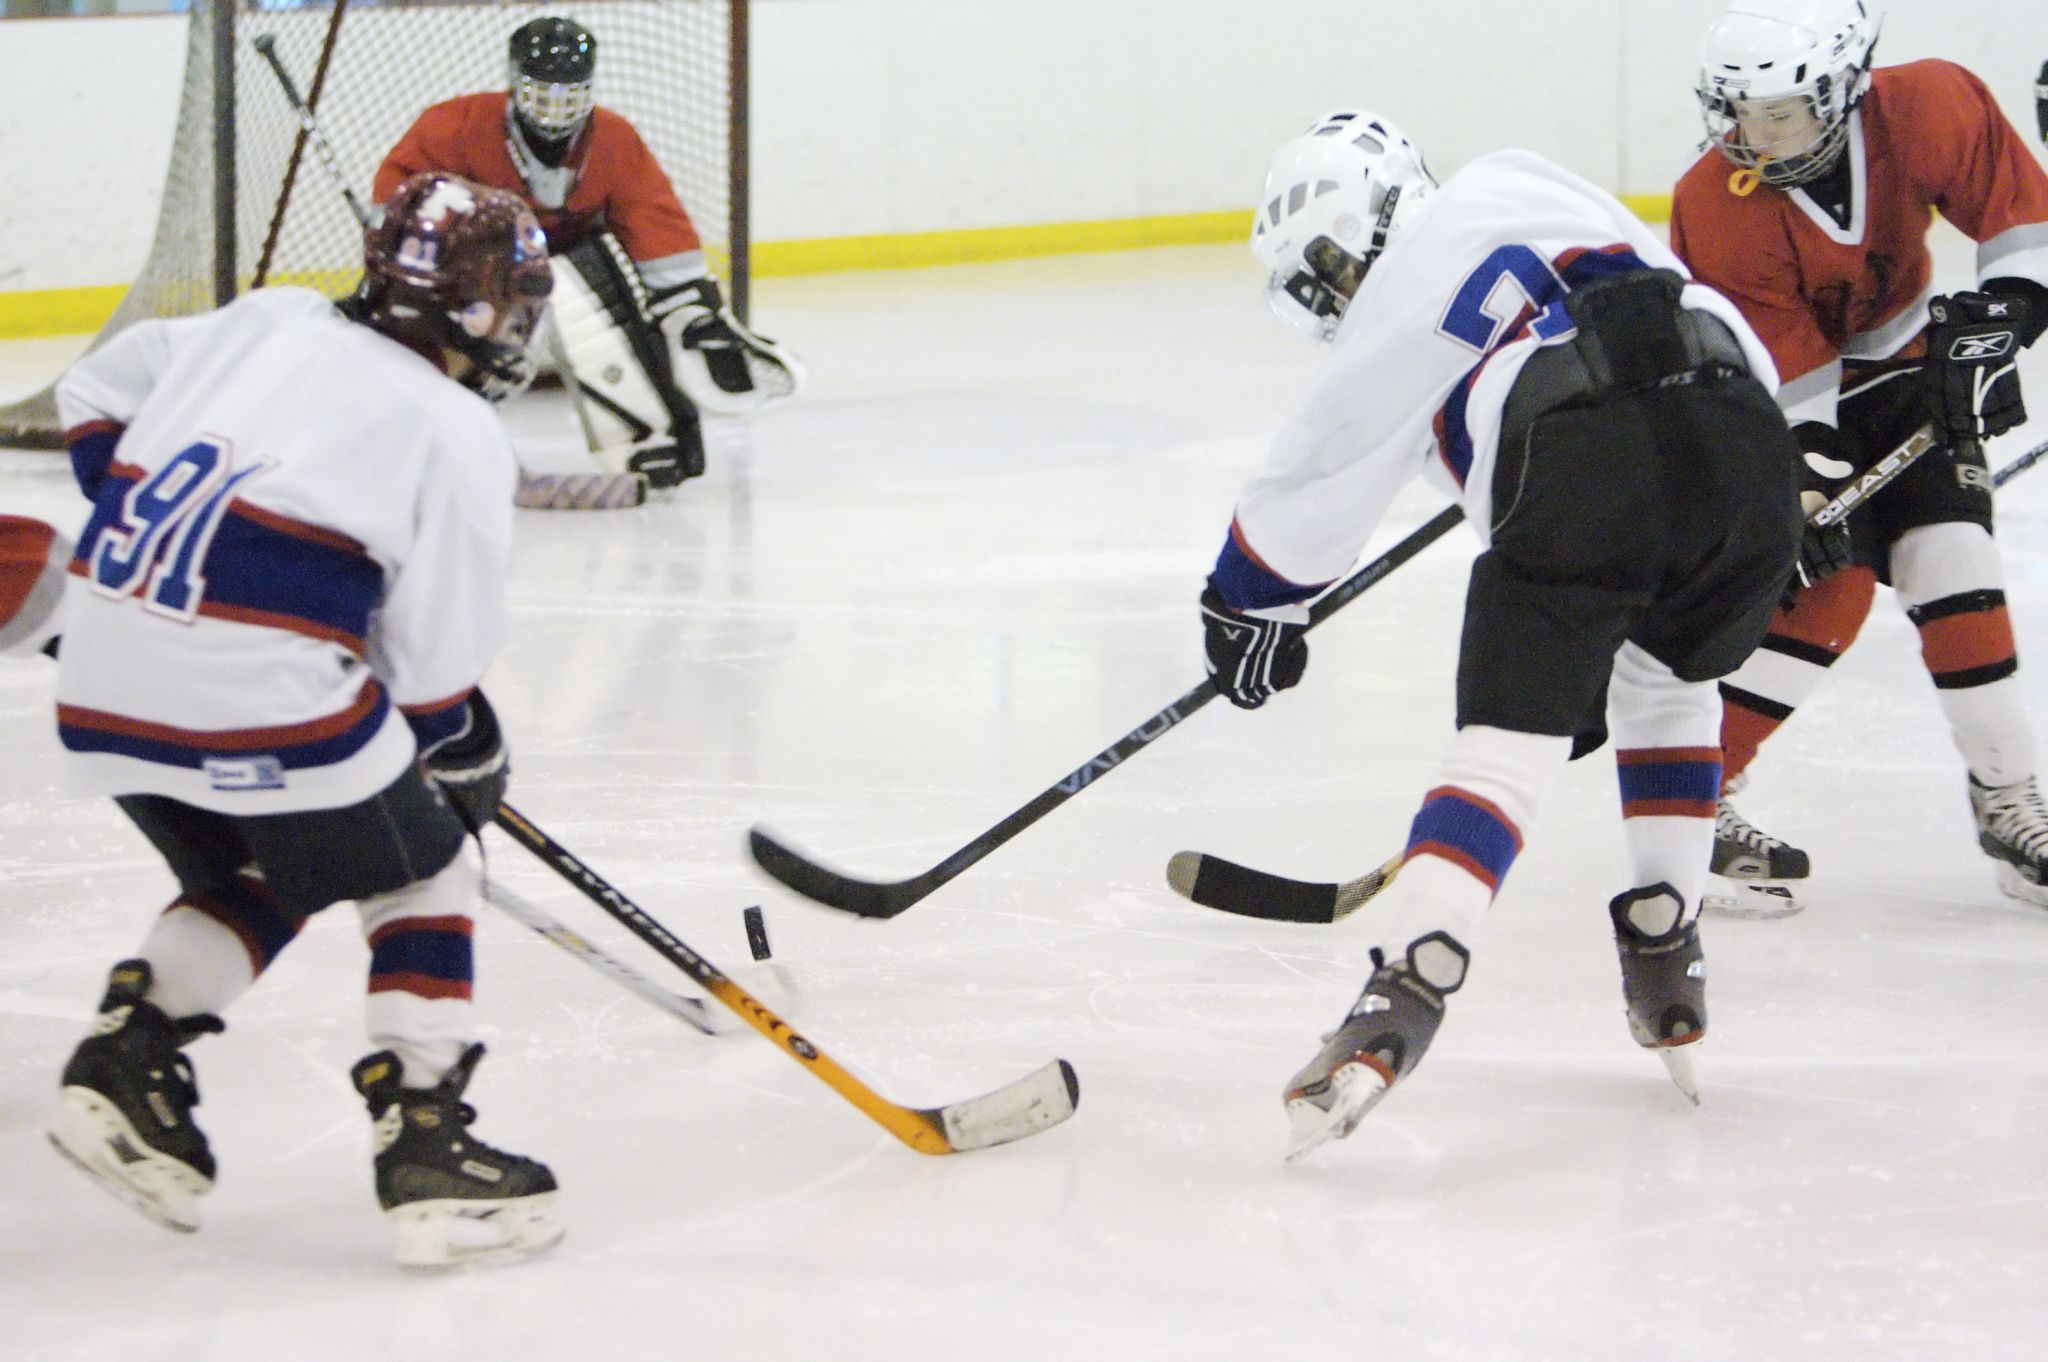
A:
[2, 0, 743, 449]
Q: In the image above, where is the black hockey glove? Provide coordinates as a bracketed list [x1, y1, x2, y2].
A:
[1200, 584, 1308, 710]
[423, 690, 510, 834]
[1922, 291, 2030, 443]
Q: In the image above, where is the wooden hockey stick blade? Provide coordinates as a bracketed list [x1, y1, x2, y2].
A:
[1165, 851, 1401, 924]
[495, 803, 1079, 1153]
[746, 504, 1470, 919]
[514, 472, 648, 510]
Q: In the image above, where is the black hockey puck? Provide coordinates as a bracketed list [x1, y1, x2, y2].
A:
[743, 905, 771, 960]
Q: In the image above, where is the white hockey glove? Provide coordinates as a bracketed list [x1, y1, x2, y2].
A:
[647, 277, 808, 415]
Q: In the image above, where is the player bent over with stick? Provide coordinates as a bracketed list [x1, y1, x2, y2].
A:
[44, 173, 560, 1269]
[1197, 112, 1803, 1158]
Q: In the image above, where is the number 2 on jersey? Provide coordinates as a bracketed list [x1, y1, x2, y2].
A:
[1437, 244, 1576, 353]
[88, 439, 268, 620]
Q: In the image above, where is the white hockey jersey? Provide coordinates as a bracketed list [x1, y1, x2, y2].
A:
[1219, 151, 1779, 604]
[53, 287, 517, 814]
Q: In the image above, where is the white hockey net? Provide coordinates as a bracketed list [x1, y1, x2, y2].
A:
[2, 0, 738, 447]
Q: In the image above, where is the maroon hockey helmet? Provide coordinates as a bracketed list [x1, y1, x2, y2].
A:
[355, 172, 554, 401]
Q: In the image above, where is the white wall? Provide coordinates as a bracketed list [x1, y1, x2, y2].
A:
[2, 1, 2044, 292]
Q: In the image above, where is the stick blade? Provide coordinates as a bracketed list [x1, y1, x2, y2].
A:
[514, 472, 648, 510]
[748, 827, 923, 918]
[931, 1059, 1080, 1153]
[1165, 851, 1343, 924]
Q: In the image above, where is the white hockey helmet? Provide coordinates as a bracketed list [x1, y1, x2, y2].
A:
[1697, 0, 1880, 188]
[1251, 109, 1436, 342]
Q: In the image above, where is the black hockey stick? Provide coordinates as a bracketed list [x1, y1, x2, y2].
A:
[1168, 422, 2005, 924]
[748, 503, 1470, 918]
[493, 803, 1079, 1153]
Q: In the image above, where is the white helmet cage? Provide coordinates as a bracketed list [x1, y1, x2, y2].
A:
[1697, 0, 1880, 188]
[1251, 110, 1437, 342]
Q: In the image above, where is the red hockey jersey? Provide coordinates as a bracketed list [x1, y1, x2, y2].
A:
[375, 92, 700, 265]
[1671, 60, 2048, 423]
[0, 514, 69, 658]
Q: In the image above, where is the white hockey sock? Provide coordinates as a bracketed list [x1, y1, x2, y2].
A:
[1608, 642, 1722, 914]
[1893, 523, 2038, 787]
[1370, 725, 1571, 960]
[140, 902, 260, 1019]
[358, 857, 479, 1087]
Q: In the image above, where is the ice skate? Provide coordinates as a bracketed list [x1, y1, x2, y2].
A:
[352, 1044, 562, 1271]
[47, 960, 224, 1233]
[1968, 774, 2048, 908]
[1704, 775, 1808, 918]
[1282, 933, 1468, 1161]
[1609, 885, 1705, 1103]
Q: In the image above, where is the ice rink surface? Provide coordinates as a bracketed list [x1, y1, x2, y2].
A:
[3, 234, 2046, 1361]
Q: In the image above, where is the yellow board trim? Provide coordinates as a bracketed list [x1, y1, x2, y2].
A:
[0, 199, 1678, 338]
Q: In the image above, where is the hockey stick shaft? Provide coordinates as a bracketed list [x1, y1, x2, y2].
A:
[494, 802, 1077, 1153]
[252, 3, 349, 288]
[481, 878, 721, 1034]
[1168, 421, 1969, 924]
[251, 33, 376, 231]
[748, 503, 1468, 917]
[1993, 434, 2048, 489]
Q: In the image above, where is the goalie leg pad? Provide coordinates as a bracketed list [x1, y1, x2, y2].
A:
[549, 236, 705, 486]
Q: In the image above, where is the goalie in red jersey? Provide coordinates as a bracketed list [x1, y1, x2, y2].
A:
[377, 15, 805, 486]
[1671, 0, 2048, 915]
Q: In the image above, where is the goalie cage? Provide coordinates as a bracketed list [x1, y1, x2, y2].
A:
[0, 0, 751, 451]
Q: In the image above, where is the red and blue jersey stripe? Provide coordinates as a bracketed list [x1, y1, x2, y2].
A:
[58, 679, 391, 771]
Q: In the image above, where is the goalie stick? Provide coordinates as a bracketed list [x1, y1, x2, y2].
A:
[748, 504, 1469, 918]
[493, 802, 1080, 1154]
[1167, 422, 2035, 925]
[252, 33, 644, 512]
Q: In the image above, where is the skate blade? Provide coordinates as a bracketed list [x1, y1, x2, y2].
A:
[1702, 879, 1803, 919]
[390, 1193, 565, 1272]
[1654, 1043, 1702, 1105]
[1283, 1062, 1391, 1163]
[47, 1088, 209, 1234]
[1991, 862, 2048, 909]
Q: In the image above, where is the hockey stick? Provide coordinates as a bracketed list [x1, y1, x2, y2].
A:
[493, 802, 1080, 1153]
[253, 34, 644, 512]
[1994, 434, 2048, 489]
[481, 878, 722, 1034]
[1168, 422, 1963, 925]
[252, 5, 350, 288]
[748, 503, 1470, 918]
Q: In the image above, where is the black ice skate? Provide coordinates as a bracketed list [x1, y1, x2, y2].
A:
[1281, 933, 1469, 1161]
[1609, 884, 1705, 1104]
[1706, 775, 1809, 918]
[1969, 773, 2048, 908]
[351, 1044, 562, 1270]
[47, 959, 224, 1233]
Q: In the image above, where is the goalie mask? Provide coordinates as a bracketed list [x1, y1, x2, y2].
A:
[508, 15, 596, 152]
[1251, 110, 1436, 343]
[356, 173, 554, 403]
[1698, 0, 1879, 189]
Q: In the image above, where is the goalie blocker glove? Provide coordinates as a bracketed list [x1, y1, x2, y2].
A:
[647, 276, 808, 415]
[1200, 583, 1308, 710]
[422, 690, 510, 833]
[1922, 290, 2030, 443]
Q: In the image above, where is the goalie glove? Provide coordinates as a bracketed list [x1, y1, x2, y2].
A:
[1200, 584, 1309, 710]
[1922, 291, 2029, 442]
[647, 276, 808, 415]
